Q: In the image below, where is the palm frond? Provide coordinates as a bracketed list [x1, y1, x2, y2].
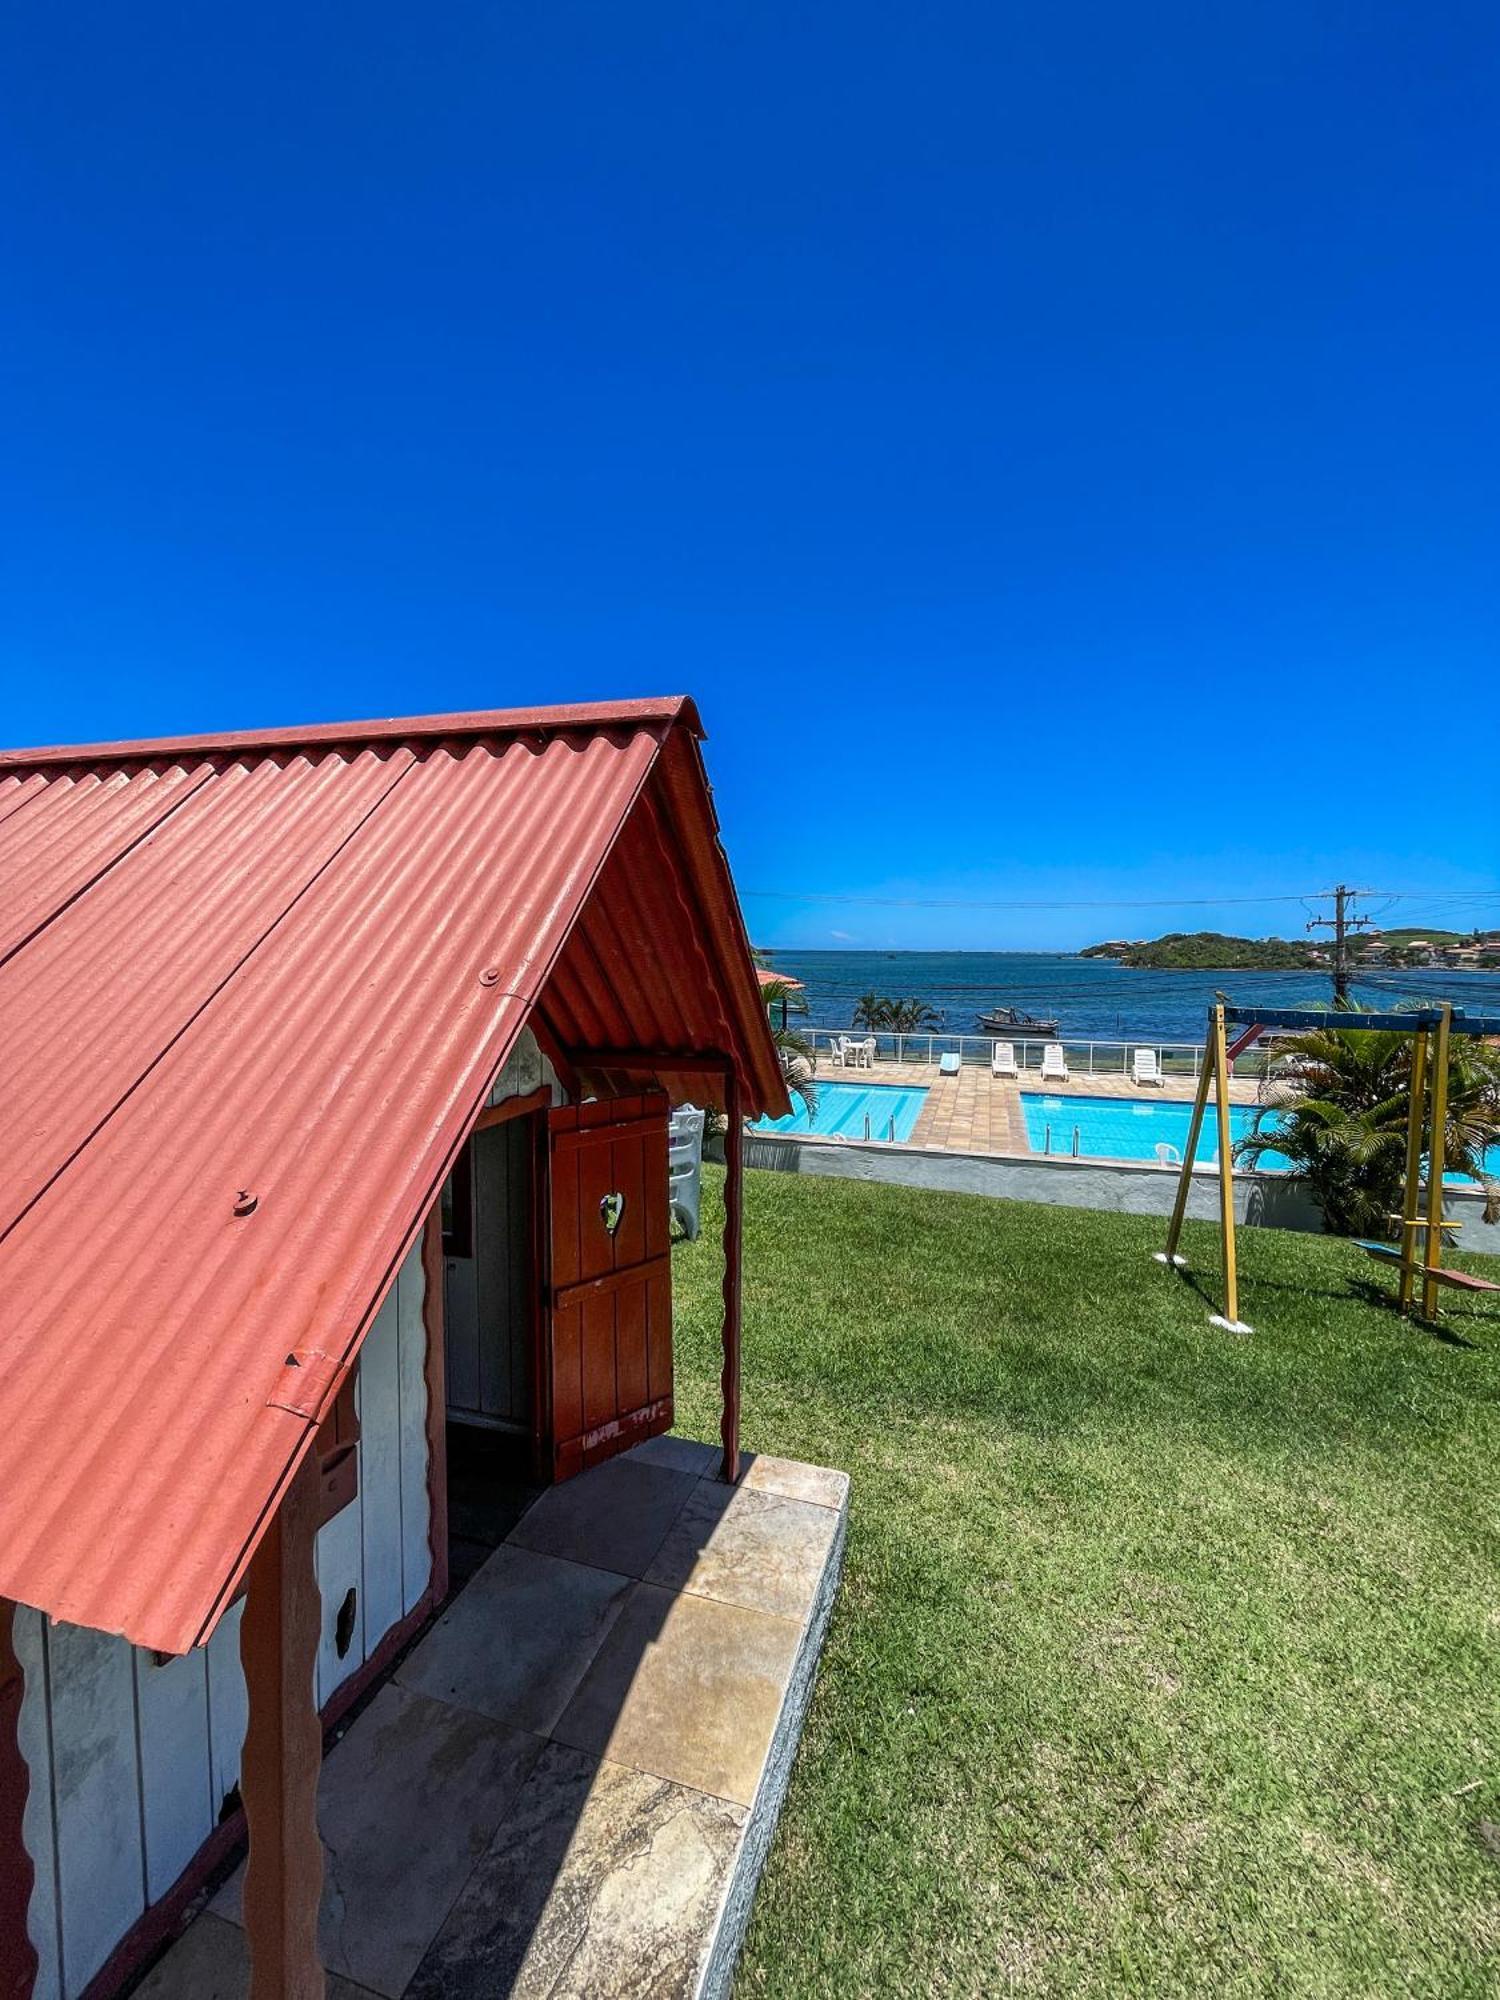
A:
[1236, 1004, 1500, 1238]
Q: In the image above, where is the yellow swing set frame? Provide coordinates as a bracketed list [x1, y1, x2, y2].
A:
[1156, 998, 1500, 1332]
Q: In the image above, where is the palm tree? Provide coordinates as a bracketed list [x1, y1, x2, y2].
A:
[1236, 1013, 1500, 1237]
[851, 992, 942, 1033]
[759, 977, 818, 1112]
[885, 996, 942, 1033]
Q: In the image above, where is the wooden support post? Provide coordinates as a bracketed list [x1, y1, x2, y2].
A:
[1162, 1007, 1216, 1267]
[720, 1071, 743, 1483]
[0, 1602, 38, 2000]
[1421, 1004, 1452, 1322]
[1210, 1001, 1246, 1329]
[240, 1451, 325, 2000]
[1398, 1029, 1429, 1314]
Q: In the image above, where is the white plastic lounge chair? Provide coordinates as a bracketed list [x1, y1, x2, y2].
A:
[1040, 1042, 1070, 1083]
[668, 1105, 706, 1239]
[938, 1052, 960, 1077]
[990, 1040, 1018, 1078]
[1132, 1047, 1165, 1088]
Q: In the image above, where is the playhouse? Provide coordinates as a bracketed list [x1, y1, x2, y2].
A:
[0, 698, 797, 1998]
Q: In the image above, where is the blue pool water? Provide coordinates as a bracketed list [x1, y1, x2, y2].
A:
[753, 1078, 929, 1142]
[1020, 1092, 1292, 1168]
[1020, 1093, 1500, 1181]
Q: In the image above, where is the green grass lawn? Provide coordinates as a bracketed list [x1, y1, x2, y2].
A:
[670, 1169, 1500, 1998]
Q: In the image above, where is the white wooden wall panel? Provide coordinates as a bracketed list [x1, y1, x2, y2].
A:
[317, 1237, 431, 1695]
[483, 1028, 564, 1111]
[46, 1620, 144, 1995]
[13, 1230, 434, 1995]
[485, 1026, 547, 1106]
[204, 1598, 247, 1823]
[397, 1241, 432, 1612]
[314, 1495, 365, 1707]
[359, 1284, 406, 1649]
[12, 1608, 61, 2000]
[133, 1647, 213, 1901]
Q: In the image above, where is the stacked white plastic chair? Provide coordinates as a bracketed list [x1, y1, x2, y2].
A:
[669, 1104, 707, 1240]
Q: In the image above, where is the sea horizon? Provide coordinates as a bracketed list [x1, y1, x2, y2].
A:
[758, 946, 1500, 1045]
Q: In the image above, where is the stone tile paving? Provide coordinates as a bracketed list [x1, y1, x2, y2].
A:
[212, 1684, 541, 1997]
[133, 1914, 380, 2000]
[405, 1745, 744, 2000]
[552, 1584, 802, 1807]
[646, 1483, 840, 1621]
[141, 1441, 848, 2000]
[397, 1544, 633, 1736]
[846, 1058, 1258, 1159]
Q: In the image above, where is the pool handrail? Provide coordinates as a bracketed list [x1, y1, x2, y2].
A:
[795, 1028, 1260, 1080]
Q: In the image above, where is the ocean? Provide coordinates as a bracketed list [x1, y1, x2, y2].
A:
[759, 949, 1500, 1046]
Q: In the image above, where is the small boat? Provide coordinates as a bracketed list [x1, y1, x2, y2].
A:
[977, 1003, 1060, 1036]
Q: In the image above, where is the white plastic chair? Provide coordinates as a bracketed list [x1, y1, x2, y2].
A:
[1040, 1042, 1070, 1083]
[858, 1037, 876, 1070]
[991, 1041, 1018, 1078]
[1132, 1047, 1165, 1088]
[669, 1105, 706, 1239]
[830, 1036, 851, 1069]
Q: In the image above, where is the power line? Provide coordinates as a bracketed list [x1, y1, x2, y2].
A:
[1306, 884, 1376, 1004]
[766, 972, 1327, 999]
[742, 885, 1500, 913]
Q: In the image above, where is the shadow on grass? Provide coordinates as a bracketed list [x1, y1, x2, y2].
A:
[1336, 1276, 1482, 1349]
[1175, 1256, 1497, 1355]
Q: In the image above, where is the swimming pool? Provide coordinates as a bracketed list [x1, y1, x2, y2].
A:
[752, 1078, 929, 1143]
[1020, 1093, 1500, 1181]
[1020, 1092, 1288, 1167]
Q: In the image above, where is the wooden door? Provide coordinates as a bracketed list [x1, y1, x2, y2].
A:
[544, 1092, 673, 1480]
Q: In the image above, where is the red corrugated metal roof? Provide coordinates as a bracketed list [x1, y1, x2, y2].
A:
[0, 701, 784, 1654]
[0, 697, 699, 768]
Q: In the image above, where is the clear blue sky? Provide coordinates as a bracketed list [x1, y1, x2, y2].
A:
[3, 5, 1497, 950]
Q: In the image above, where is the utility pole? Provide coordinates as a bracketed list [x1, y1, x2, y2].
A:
[1307, 884, 1374, 1004]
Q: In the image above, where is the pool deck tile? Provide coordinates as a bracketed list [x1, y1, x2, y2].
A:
[820, 1059, 1258, 1160]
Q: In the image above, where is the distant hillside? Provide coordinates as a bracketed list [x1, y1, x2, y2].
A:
[1355, 927, 1469, 950]
[1083, 931, 1321, 970]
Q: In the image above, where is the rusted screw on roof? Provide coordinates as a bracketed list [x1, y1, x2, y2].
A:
[233, 1190, 259, 1216]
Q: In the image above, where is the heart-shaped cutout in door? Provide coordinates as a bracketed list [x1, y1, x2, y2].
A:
[599, 1191, 626, 1237]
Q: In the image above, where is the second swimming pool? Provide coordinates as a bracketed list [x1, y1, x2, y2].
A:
[1020, 1092, 1500, 1181]
[752, 1078, 929, 1142]
[1020, 1092, 1289, 1167]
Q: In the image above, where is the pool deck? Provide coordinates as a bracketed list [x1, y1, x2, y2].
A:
[821, 1061, 1262, 1158]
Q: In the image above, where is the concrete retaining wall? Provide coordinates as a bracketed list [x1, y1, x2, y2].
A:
[743, 1130, 1500, 1252]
